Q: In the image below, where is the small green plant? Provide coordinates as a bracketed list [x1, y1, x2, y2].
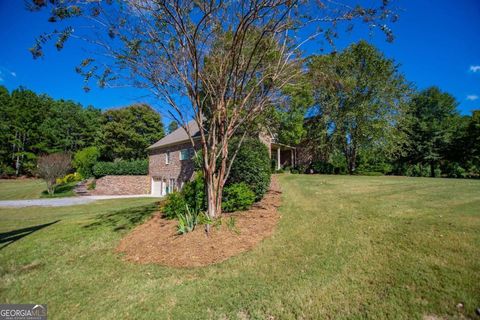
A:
[222, 183, 255, 212]
[226, 216, 239, 234]
[176, 205, 210, 235]
[87, 180, 96, 190]
[176, 205, 196, 234]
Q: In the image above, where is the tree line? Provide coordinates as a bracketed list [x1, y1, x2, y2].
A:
[273, 41, 479, 178]
[0, 86, 164, 177]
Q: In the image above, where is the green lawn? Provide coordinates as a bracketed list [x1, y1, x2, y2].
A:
[0, 179, 46, 200]
[0, 179, 77, 200]
[1, 175, 479, 319]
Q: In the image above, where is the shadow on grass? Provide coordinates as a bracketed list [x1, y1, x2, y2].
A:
[41, 182, 76, 198]
[0, 220, 60, 250]
[83, 203, 159, 232]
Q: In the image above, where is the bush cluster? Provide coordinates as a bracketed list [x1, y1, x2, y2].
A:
[227, 137, 271, 201]
[56, 172, 83, 185]
[163, 173, 256, 219]
[162, 137, 270, 232]
[162, 173, 205, 220]
[93, 159, 148, 177]
[73, 147, 100, 178]
[222, 183, 255, 212]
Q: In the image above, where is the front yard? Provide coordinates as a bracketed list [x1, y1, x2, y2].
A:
[0, 179, 76, 200]
[0, 175, 479, 319]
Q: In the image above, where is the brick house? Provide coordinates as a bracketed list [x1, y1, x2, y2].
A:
[147, 120, 295, 196]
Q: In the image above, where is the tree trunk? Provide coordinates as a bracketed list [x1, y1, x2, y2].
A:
[344, 145, 357, 175]
[15, 155, 20, 176]
[430, 161, 435, 178]
[47, 180, 55, 196]
[205, 171, 223, 219]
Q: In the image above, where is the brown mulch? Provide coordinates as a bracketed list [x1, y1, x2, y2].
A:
[115, 176, 282, 268]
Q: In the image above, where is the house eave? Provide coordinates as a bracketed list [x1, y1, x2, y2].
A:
[271, 142, 296, 150]
[147, 136, 201, 151]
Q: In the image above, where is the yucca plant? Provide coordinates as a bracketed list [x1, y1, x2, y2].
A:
[176, 204, 212, 235]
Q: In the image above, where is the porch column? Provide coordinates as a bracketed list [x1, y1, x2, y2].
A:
[277, 147, 281, 170]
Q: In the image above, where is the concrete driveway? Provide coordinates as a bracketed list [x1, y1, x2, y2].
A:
[0, 195, 160, 208]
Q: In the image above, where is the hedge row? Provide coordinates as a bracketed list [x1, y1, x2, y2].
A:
[93, 159, 148, 177]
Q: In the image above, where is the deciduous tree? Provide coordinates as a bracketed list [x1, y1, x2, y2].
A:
[403, 87, 459, 177]
[309, 41, 411, 174]
[37, 153, 72, 195]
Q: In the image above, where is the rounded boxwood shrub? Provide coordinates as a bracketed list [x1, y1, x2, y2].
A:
[222, 183, 255, 212]
[227, 137, 271, 201]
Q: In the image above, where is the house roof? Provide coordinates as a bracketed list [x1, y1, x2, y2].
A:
[148, 120, 200, 150]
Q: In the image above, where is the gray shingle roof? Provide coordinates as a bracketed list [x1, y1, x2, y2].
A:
[148, 120, 200, 150]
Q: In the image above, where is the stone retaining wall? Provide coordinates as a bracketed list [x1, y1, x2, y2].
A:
[93, 175, 150, 195]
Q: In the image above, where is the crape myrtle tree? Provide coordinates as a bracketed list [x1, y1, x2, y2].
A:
[308, 41, 411, 174]
[28, 0, 397, 219]
[37, 152, 71, 195]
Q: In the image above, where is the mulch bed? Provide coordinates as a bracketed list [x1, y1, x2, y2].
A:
[116, 176, 282, 268]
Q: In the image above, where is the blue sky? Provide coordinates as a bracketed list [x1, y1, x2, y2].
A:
[0, 0, 479, 116]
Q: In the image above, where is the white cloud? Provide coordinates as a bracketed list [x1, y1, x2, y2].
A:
[0, 67, 16, 81]
[466, 94, 479, 101]
[470, 65, 480, 73]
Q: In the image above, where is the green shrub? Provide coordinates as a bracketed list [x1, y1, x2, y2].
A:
[56, 172, 83, 185]
[311, 161, 335, 174]
[73, 147, 100, 178]
[406, 164, 430, 177]
[227, 137, 271, 201]
[222, 183, 255, 213]
[162, 172, 205, 219]
[182, 172, 206, 213]
[434, 168, 442, 178]
[93, 159, 148, 177]
[444, 163, 467, 178]
[355, 171, 384, 176]
[162, 192, 187, 219]
[0, 165, 15, 177]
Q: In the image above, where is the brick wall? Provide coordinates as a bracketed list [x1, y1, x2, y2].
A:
[93, 175, 151, 195]
[148, 141, 199, 187]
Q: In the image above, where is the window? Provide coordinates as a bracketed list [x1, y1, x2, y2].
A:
[165, 151, 170, 164]
[179, 148, 191, 161]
